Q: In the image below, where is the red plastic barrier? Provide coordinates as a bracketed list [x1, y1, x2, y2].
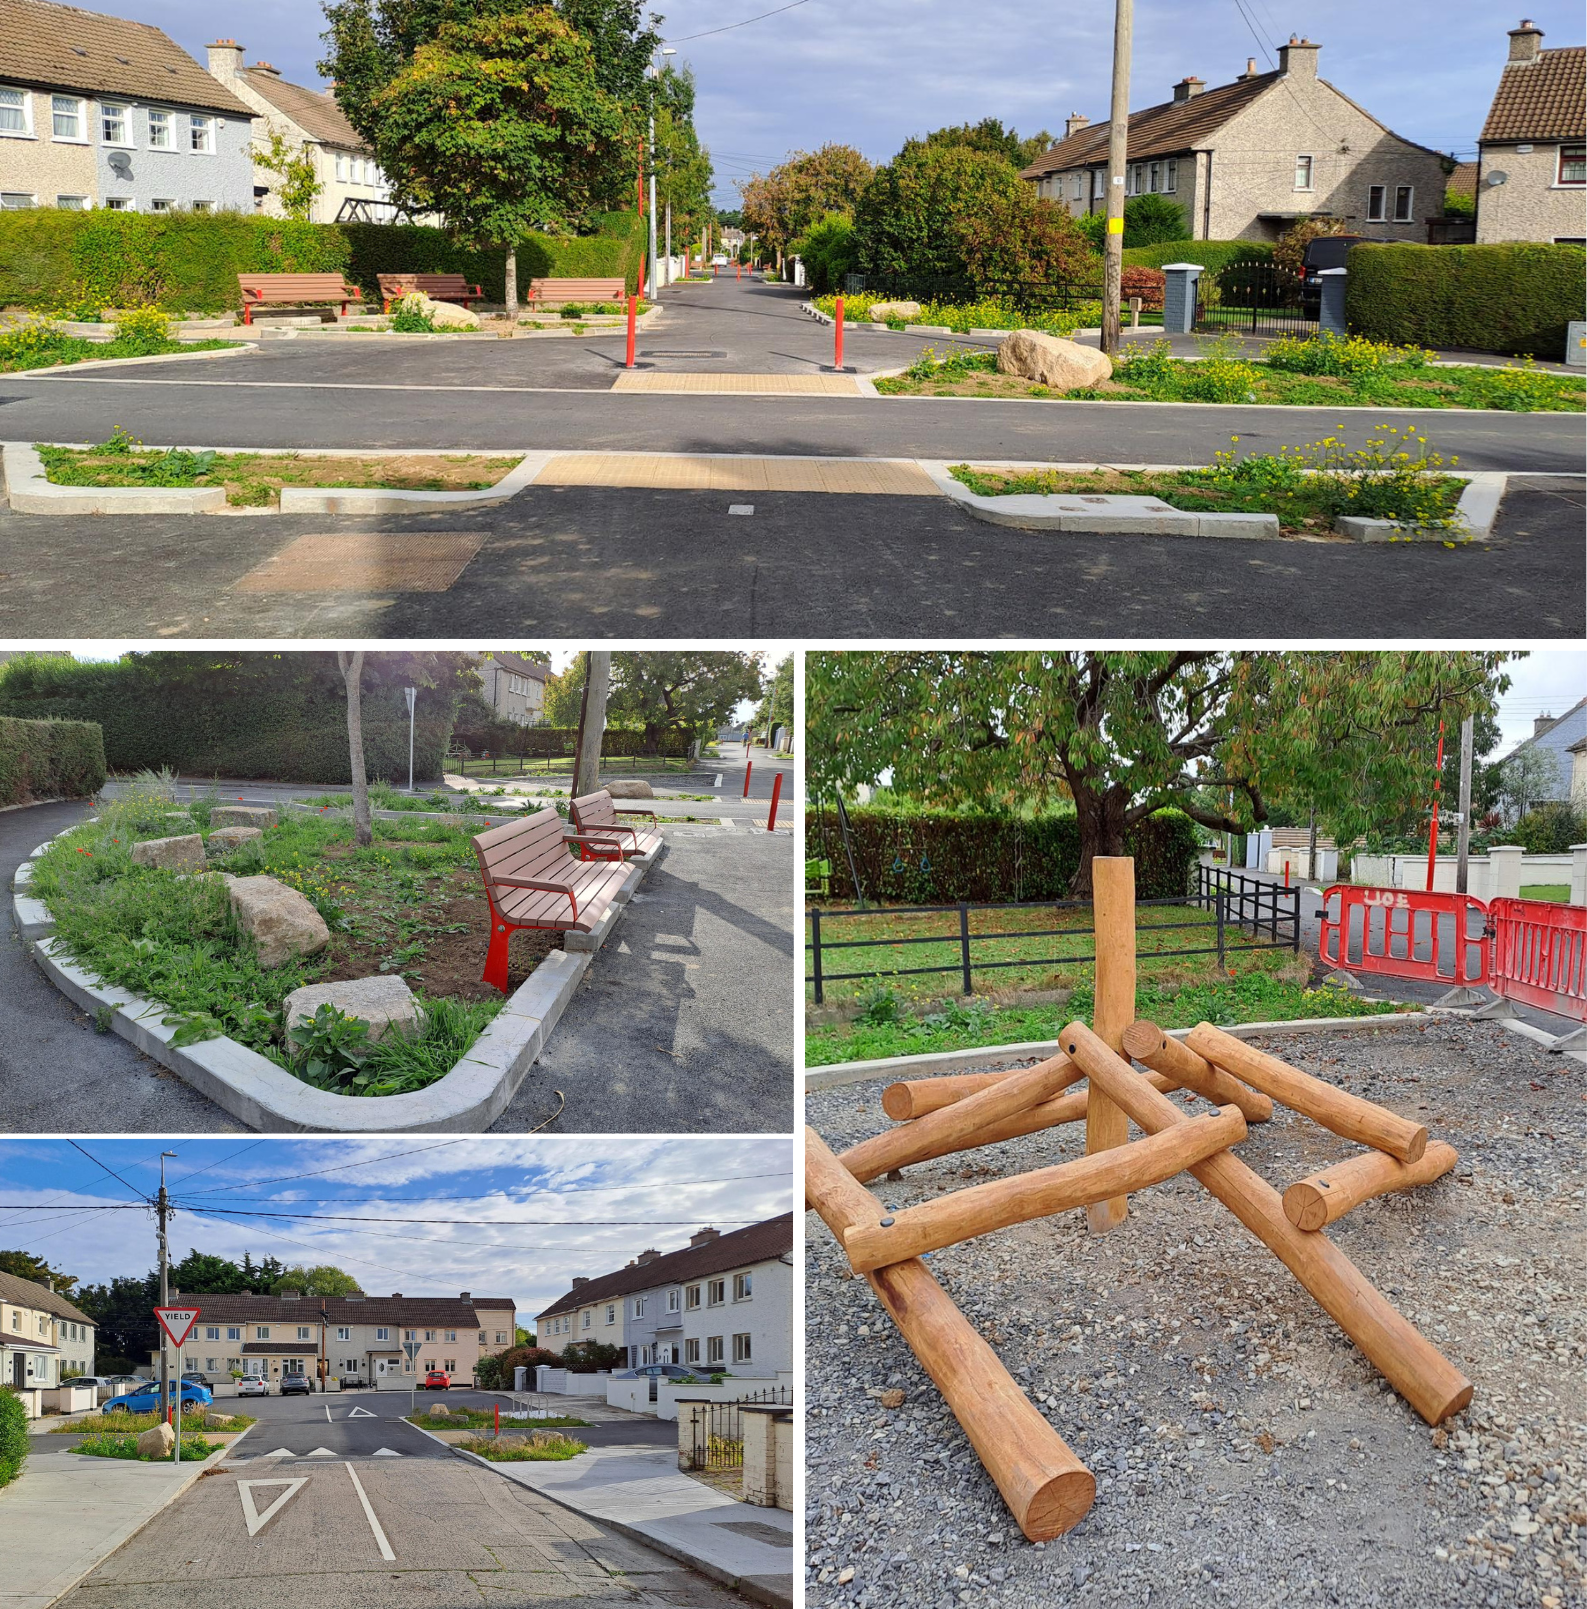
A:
[1319, 885, 1489, 986]
[1488, 897, 1587, 1022]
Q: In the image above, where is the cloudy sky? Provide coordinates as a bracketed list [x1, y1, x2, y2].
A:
[0, 1136, 792, 1322]
[126, 0, 1582, 208]
[1491, 651, 1585, 756]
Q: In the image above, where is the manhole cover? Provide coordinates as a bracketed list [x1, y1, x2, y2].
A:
[639, 349, 726, 358]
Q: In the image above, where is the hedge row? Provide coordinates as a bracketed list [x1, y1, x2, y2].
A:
[806, 806, 1201, 904]
[0, 715, 106, 806]
[0, 1388, 26, 1488]
[1345, 242, 1586, 357]
[451, 724, 692, 759]
[1121, 239, 1273, 275]
[0, 208, 646, 313]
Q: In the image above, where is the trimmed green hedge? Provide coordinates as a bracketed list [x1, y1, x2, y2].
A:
[805, 806, 1200, 904]
[0, 208, 647, 313]
[0, 715, 106, 806]
[1122, 239, 1273, 274]
[0, 1387, 26, 1487]
[451, 724, 691, 758]
[1345, 242, 1587, 357]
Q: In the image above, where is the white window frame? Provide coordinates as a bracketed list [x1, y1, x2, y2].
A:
[149, 198, 175, 212]
[103, 197, 134, 210]
[684, 1337, 700, 1364]
[205, 1326, 220, 1341]
[707, 1279, 725, 1307]
[495, 1331, 508, 1345]
[685, 1285, 700, 1310]
[52, 95, 85, 142]
[632, 1296, 646, 1318]
[1294, 154, 1314, 191]
[376, 1327, 390, 1341]
[100, 102, 131, 146]
[1148, 160, 1161, 193]
[336, 1327, 351, 1342]
[191, 199, 213, 212]
[1555, 144, 1585, 187]
[1366, 183, 1386, 222]
[733, 1272, 752, 1302]
[1165, 157, 1178, 193]
[147, 108, 171, 149]
[255, 1326, 270, 1340]
[189, 114, 214, 154]
[226, 1326, 241, 1341]
[0, 86, 32, 137]
[706, 1335, 723, 1365]
[1392, 184, 1414, 222]
[667, 1289, 681, 1313]
[296, 1326, 311, 1341]
[582, 1310, 591, 1329]
[334, 152, 346, 181]
[445, 1330, 456, 1343]
[605, 1303, 615, 1324]
[732, 1333, 751, 1364]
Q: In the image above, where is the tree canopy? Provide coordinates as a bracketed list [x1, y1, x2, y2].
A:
[916, 118, 1054, 169]
[271, 1264, 362, 1297]
[611, 651, 765, 749]
[807, 651, 1513, 893]
[738, 144, 874, 256]
[0, 1250, 79, 1296]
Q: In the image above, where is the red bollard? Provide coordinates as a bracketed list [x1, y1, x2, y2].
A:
[742, 760, 752, 799]
[834, 295, 845, 370]
[495, 1404, 500, 1437]
[625, 294, 637, 368]
[736, 262, 741, 281]
[767, 771, 783, 832]
[1284, 860, 1290, 889]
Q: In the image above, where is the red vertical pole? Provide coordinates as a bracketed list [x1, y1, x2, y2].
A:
[834, 295, 845, 370]
[1425, 720, 1445, 893]
[742, 760, 752, 799]
[767, 771, 783, 831]
[1284, 860, 1290, 889]
[495, 1404, 500, 1437]
[625, 295, 637, 368]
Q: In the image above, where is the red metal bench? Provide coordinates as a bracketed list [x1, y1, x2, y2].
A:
[377, 272, 486, 313]
[236, 271, 363, 325]
[569, 789, 662, 860]
[472, 808, 631, 993]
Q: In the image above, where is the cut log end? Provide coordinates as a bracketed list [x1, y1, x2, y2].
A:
[1433, 1381, 1476, 1425]
[1403, 1127, 1429, 1165]
[881, 1083, 914, 1121]
[1282, 1181, 1332, 1232]
[1020, 1468, 1099, 1541]
[1120, 1019, 1166, 1060]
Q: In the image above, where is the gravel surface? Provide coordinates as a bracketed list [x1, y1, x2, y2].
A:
[805, 1016, 1586, 1609]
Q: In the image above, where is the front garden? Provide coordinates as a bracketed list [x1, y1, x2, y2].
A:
[27, 778, 539, 1097]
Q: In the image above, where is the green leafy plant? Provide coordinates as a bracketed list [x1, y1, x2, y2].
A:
[255, 131, 324, 221]
[0, 1388, 26, 1487]
[1264, 331, 1432, 376]
[110, 304, 171, 354]
[389, 294, 436, 333]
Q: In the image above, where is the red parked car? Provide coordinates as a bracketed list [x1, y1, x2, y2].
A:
[422, 1369, 452, 1390]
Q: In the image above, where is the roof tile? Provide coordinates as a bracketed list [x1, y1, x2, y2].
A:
[1479, 47, 1586, 144]
[241, 66, 365, 151]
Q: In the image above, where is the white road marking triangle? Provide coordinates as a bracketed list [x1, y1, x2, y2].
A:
[347, 1406, 377, 1418]
[261, 1448, 296, 1458]
[238, 1478, 308, 1537]
[304, 1447, 336, 1457]
[371, 1448, 402, 1456]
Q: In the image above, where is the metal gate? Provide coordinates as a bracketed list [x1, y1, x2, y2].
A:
[680, 1389, 793, 1472]
[1196, 258, 1316, 337]
[1319, 886, 1490, 986]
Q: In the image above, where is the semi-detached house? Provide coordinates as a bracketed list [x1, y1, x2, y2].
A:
[0, 1269, 96, 1410]
[537, 1214, 794, 1377]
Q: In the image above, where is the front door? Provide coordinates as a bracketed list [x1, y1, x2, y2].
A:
[10, 1353, 23, 1387]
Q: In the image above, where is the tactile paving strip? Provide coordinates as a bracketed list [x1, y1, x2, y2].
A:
[533, 454, 935, 495]
[232, 532, 487, 592]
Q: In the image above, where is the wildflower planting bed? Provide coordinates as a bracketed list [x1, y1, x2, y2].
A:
[812, 293, 1102, 336]
[0, 308, 241, 373]
[458, 1433, 588, 1462]
[27, 786, 550, 1098]
[71, 1432, 223, 1461]
[51, 1409, 257, 1435]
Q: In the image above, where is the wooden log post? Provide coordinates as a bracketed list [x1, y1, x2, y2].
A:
[1184, 1022, 1428, 1163]
[1086, 856, 1136, 1234]
[838, 1052, 1083, 1185]
[882, 1070, 1017, 1120]
[806, 1128, 1096, 1539]
[1056, 1022, 1473, 1424]
[1121, 1020, 1275, 1123]
[843, 1106, 1248, 1273]
[1283, 1141, 1460, 1232]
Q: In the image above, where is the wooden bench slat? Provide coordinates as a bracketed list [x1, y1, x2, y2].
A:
[237, 271, 362, 325]
[526, 277, 626, 305]
[570, 789, 661, 861]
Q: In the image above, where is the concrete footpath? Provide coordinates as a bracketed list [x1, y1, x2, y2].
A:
[0, 1432, 243, 1609]
[465, 1439, 793, 1609]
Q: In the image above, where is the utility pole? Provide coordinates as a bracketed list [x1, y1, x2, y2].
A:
[1456, 713, 1475, 895]
[647, 109, 658, 299]
[157, 1151, 175, 1460]
[1101, 0, 1134, 357]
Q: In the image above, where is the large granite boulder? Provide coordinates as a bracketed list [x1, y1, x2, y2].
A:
[204, 1412, 236, 1428]
[428, 1403, 451, 1418]
[401, 292, 480, 332]
[210, 806, 277, 831]
[605, 779, 654, 799]
[996, 329, 1112, 390]
[206, 826, 264, 858]
[227, 876, 330, 968]
[130, 834, 207, 873]
[283, 976, 423, 1043]
[137, 1421, 175, 1458]
[867, 301, 921, 321]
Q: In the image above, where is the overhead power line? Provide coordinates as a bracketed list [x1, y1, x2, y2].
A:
[67, 1141, 152, 1204]
[178, 1207, 772, 1226]
[666, 0, 813, 45]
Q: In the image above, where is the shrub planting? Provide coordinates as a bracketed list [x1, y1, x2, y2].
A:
[0, 1387, 26, 1487]
[0, 714, 106, 806]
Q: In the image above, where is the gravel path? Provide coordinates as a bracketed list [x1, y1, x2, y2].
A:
[805, 1016, 1585, 1609]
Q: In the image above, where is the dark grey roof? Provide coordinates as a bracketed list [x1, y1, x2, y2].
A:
[0, 1269, 94, 1327]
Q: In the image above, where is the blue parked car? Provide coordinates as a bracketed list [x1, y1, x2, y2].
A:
[103, 1379, 212, 1414]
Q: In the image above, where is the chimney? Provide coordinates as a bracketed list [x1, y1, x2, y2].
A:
[635, 1248, 662, 1266]
[1277, 35, 1319, 79]
[689, 1227, 722, 1248]
[571, 1277, 589, 1289]
[1508, 19, 1544, 64]
[253, 62, 281, 77]
[390, 1293, 401, 1299]
[1534, 714, 1555, 737]
[206, 39, 244, 79]
[1064, 112, 1090, 138]
[458, 1291, 471, 1300]
[1241, 56, 1258, 79]
[1172, 75, 1205, 102]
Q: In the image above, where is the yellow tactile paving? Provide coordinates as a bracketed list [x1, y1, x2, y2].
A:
[609, 371, 863, 395]
[534, 454, 937, 496]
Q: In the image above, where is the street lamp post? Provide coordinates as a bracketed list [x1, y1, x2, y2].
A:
[404, 686, 416, 793]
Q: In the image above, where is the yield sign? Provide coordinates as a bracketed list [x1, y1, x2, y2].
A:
[238, 1478, 307, 1538]
[154, 1306, 201, 1348]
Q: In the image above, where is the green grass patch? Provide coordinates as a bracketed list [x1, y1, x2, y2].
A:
[457, 1433, 587, 1461]
[813, 293, 1101, 337]
[53, 1409, 255, 1434]
[300, 782, 503, 816]
[804, 974, 1409, 1066]
[71, 1432, 223, 1461]
[1519, 883, 1569, 903]
[407, 1409, 587, 1429]
[0, 328, 241, 374]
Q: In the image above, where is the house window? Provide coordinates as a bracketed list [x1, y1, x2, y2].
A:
[104, 197, 133, 210]
[445, 1330, 456, 1343]
[205, 1326, 220, 1341]
[1393, 185, 1413, 222]
[376, 1327, 389, 1341]
[582, 1311, 591, 1329]
[1366, 184, 1386, 222]
[404, 1330, 416, 1342]
[667, 1289, 680, 1313]
[1071, 174, 1083, 200]
[192, 200, 212, 212]
[732, 1333, 752, 1364]
[424, 1330, 436, 1342]
[100, 103, 129, 144]
[337, 1328, 351, 1342]
[52, 96, 83, 140]
[707, 1279, 725, 1307]
[495, 1332, 507, 1344]
[1148, 160, 1161, 193]
[444, 1358, 455, 1372]
[684, 1338, 700, 1364]
[148, 109, 170, 148]
[478, 1330, 487, 1345]
[685, 1285, 701, 1310]
[256, 1327, 270, 1340]
[334, 153, 346, 181]
[605, 1304, 615, 1324]
[0, 88, 29, 135]
[706, 1336, 724, 1365]
[632, 1297, 646, 1318]
[227, 1327, 240, 1341]
[189, 115, 213, 153]
[1294, 155, 1313, 191]
[1559, 144, 1586, 185]
[1165, 157, 1178, 193]
[149, 198, 174, 212]
[296, 1326, 311, 1341]
[205, 1356, 217, 1371]
[733, 1273, 752, 1301]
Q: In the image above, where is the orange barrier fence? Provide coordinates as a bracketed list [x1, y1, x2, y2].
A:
[1319, 886, 1489, 987]
[1487, 897, 1587, 1023]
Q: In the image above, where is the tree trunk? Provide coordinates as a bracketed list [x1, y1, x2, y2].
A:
[573, 652, 611, 798]
[504, 247, 518, 319]
[1067, 783, 1131, 897]
[337, 651, 372, 848]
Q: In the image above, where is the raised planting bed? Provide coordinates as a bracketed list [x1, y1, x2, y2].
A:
[809, 294, 1102, 337]
[0, 320, 244, 374]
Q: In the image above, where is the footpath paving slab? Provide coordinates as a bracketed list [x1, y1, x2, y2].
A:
[472, 1440, 793, 1609]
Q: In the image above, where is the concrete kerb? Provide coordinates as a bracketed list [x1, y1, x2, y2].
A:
[9, 341, 257, 379]
[1335, 470, 1506, 544]
[11, 820, 659, 1131]
[803, 1009, 1434, 1091]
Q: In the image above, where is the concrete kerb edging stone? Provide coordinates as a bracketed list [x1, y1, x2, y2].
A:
[1335, 471, 1505, 544]
[10, 341, 258, 379]
[803, 1010, 1434, 1091]
[12, 820, 658, 1131]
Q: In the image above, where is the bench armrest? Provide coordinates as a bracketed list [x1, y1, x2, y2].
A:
[487, 874, 574, 894]
[612, 808, 659, 824]
[578, 821, 641, 842]
[565, 831, 627, 850]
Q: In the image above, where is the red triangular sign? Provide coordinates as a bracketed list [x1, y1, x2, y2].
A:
[154, 1306, 201, 1348]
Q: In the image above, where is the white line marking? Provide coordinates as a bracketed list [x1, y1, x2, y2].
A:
[261, 1447, 295, 1458]
[237, 1478, 307, 1537]
[325, 1404, 332, 1422]
[346, 1462, 396, 1561]
[347, 1406, 377, 1418]
[713, 773, 723, 788]
[371, 1447, 402, 1456]
[304, 1447, 336, 1457]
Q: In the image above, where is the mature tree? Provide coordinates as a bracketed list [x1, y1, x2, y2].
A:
[574, 650, 611, 797]
[170, 1249, 255, 1294]
[653, 65, 714, 255]
[754, 654, 794, 743]
[918, 118, 1054, 168]
[715, 209, 743, 227]
[543, 657, 587, 727]
[789, 212, 855, 294]
[1496, 743, 1561, 823]
[76, 1273, 160, 1367]
[739, 144, 873, 256]
[0, 1251, 79, 1296]
[271, 1264, 361, 1297]
[1439, 705, 1503, 823]
[254, 131, 324, 219]
[1119, 192, 1189, 246]
[337, 650, 373, 847]
[808, 652, 1512, 894]
[610, 652, 765, 752]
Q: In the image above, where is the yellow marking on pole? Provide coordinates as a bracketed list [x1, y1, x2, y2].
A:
[1107, 216, 1125, 234]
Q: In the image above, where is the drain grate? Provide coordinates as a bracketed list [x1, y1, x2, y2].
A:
[233, 532, 486, 593]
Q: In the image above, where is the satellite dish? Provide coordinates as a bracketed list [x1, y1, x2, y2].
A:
[1485, 169, 1508, 187]
[107, 150, 132, 177]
